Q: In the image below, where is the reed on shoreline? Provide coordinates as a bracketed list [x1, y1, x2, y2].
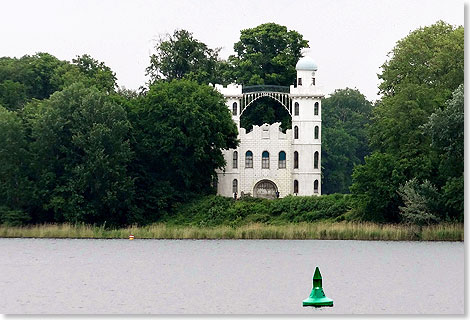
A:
[0, 222, 463, 241]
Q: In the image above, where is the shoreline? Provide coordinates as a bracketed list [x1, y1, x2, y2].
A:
[0, 222, 463, 241]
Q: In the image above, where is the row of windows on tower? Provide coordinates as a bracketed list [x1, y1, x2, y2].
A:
[294, 126, 320, 139]
[232, 179, 319, 194]
[231, 102, 320, 116]
[232, 151, 319, 169]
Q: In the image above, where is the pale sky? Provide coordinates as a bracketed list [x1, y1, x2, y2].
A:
[0, 0, 463, 101]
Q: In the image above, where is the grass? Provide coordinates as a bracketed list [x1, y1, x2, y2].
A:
[0, 222, 463, 241]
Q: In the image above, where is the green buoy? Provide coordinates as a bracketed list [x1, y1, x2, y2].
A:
[302, 267, 333, 307]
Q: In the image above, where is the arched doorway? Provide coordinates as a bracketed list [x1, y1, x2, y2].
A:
[254, 179, 278, 199]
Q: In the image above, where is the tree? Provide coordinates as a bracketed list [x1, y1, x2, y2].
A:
[240, 97, 291, 132]
[27, 83, 134, 225]
[0, 106, 32, 214]
[146, 29, 224, 85]
[322, 127, 360, 194]
[350, 152, 406, 222]
[232, 23, 308, 130]
[370, 21, 463, 170]
[129, 80, 238, 223]
[0, 53, 69, 106]
[423, 84, 464, 221]
[228, 23, 308, 86]
[424, 83, 463, 178]
[60, 54, 117, 93]
[0, 80, 27, 111]
[397, 178, 440, 226]
[351, 21, 463, 222]
[321, 88, 372, 194]
[0, 53, 117, 111]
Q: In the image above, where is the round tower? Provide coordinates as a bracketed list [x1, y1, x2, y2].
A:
[290, 56, 322, 196]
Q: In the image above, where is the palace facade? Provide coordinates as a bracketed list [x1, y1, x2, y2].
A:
[215, 56, 323, 199]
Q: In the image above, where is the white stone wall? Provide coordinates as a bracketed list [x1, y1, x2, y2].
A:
[217, 122, 292, 197]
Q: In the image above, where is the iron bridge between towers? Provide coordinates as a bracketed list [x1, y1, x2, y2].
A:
[240, 85, 292, 116]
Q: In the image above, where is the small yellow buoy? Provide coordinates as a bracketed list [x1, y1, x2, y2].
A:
[129, 234, 135, 240]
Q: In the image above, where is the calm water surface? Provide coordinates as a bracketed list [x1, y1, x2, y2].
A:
[0, 238, 464, 314]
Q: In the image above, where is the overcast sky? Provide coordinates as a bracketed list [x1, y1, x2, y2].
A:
[1, 0, 463, 101]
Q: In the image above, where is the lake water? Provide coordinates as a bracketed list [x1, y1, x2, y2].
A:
[0, 238, 464, 314]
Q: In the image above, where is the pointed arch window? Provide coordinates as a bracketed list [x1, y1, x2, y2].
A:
[232, 102, 238, 115]
[314, 102, 319, 116]
[314, 180, 319, 193]
[294, 151, 299, 169]
[262, 151, 270, 169]
[233, 151, 238, 169]
[294, 180, 299, 194]
[278, 151, 286, 169]
[245, 151, 253, 168]
[314, 151, 319, 169]
[233, 179, 238, 194]
[294, 102, 299, 116]
[294, 126, 299, 139]
[314, 126, 319, 139]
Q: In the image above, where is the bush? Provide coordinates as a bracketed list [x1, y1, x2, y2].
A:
[0, 206, 31, 226]
[397, 178, 440, 225]
[167, 194, 352, 226]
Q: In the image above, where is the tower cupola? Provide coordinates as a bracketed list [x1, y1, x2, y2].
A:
[296, 56, 318, 71]
[295, 56, 318, 87]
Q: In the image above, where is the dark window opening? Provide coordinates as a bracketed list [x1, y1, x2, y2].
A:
[245, 151, 253, 168]
[278, 151, 286, 169]
[233, 151, 238, 169]
[262, 151, 270, 169]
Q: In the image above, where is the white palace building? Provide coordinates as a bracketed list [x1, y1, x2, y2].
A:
[215, 56, 323, 199]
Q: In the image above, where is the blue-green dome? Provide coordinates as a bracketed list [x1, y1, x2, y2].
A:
[296, 56, 318, 71]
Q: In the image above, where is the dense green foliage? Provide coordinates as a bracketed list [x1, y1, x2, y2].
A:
[424, 84, 464, 221]
[0, 106, 31, 214]
[0, 53, 237, 226]
[321, 88, 372, 194]
[228, 23, 309, 86]
[351, 21, 464, 223]
[145, 24, 308, 132]
[0, 53, 117, 110]
[128, 80, 238, 224]
[165, 194, 352, 227]
[232, 23, 308, 131]
[0, 21, 464, 227]
[240, 97, 292, 132]
[146, 29, 226, 85]
[397, 178, 440, 226]
[26, 83, 134, 225]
